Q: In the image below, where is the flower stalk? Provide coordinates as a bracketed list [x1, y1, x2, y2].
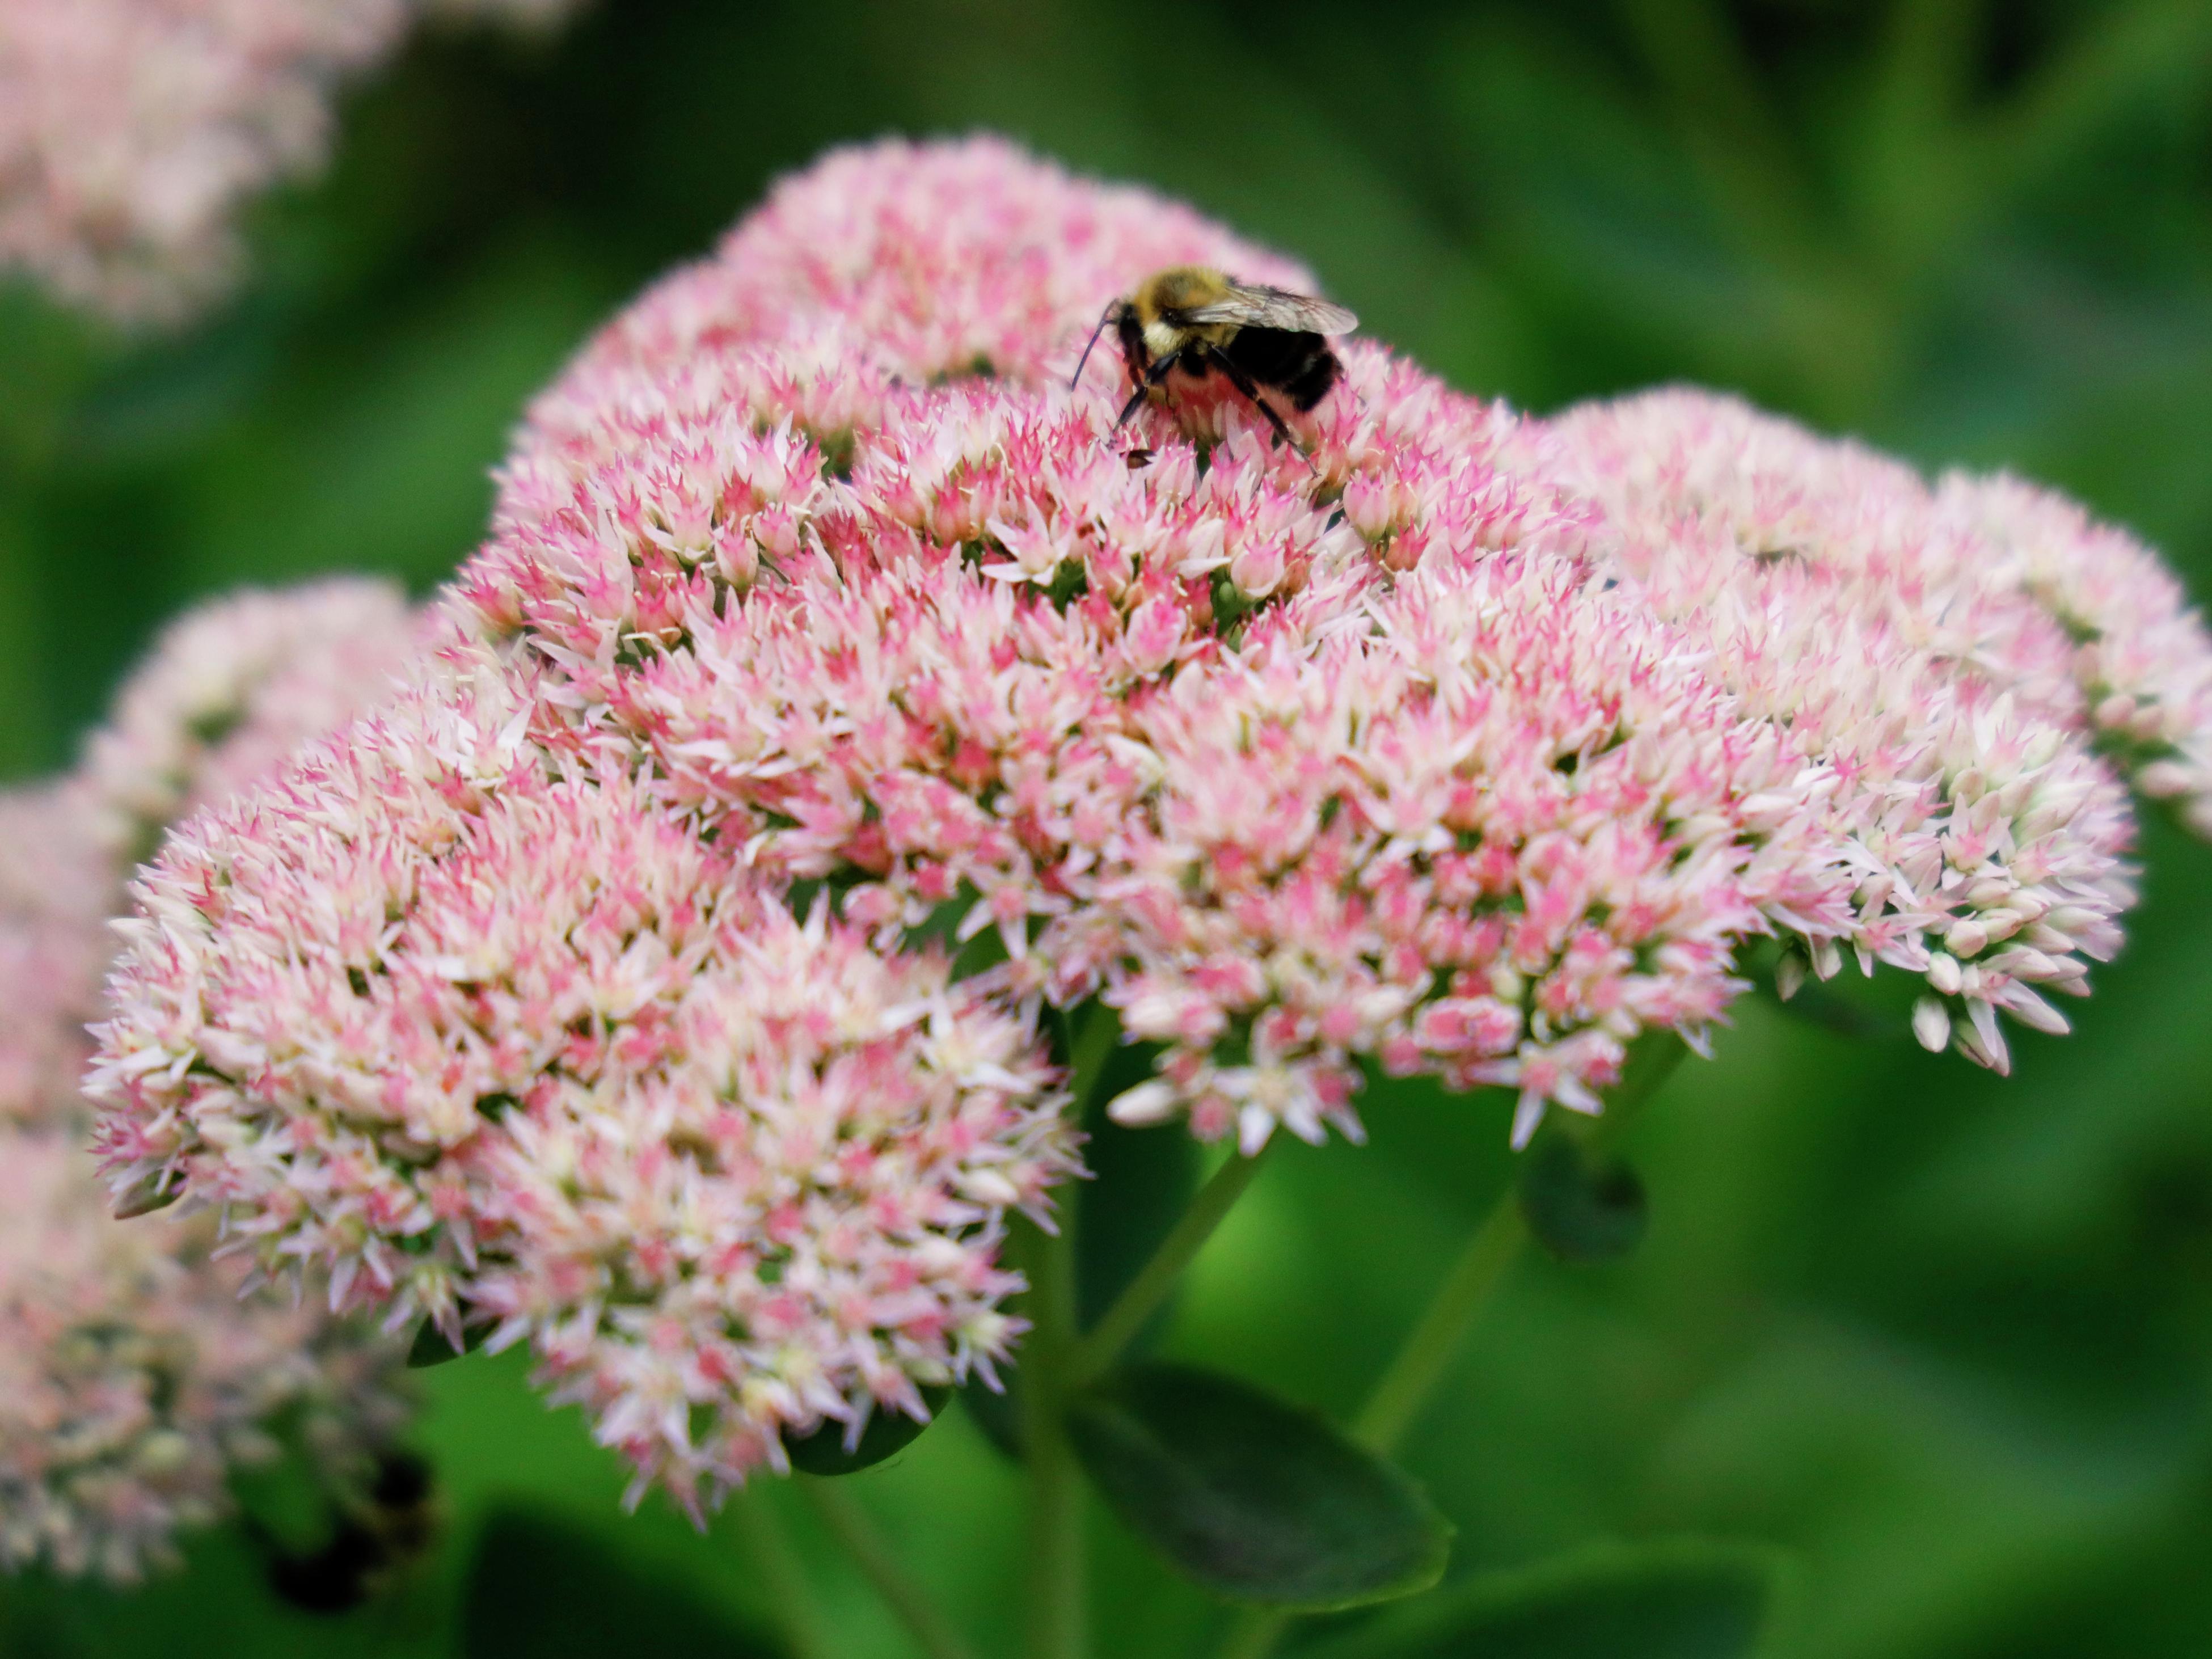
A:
[1214, 1035, 1690, 1659]
[800, 1480, 978, 1659]
[731, 1488, 835, 1659]
[1021, 1211, 1087, 1659]
[1361, 1032, 1689, 1454]
[1065, 1141, 1273, 1391]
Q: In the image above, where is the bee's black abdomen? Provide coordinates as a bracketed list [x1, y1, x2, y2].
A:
[1221, 328, 1341, 412]
[1281, 343, 1340, 412]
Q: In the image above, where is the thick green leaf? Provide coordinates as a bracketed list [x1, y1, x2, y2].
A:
[462, 1507, 784, 1658]
[782, 1386, 951, 1476]
[1067, 1363, 1451, 1610]
[1301, 1538, 1792, 1659]
[1517, 1130, 1647, 1262]
[407, 1318, 492, 1369]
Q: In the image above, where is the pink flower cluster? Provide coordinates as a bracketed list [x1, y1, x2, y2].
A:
[455, 136, 1846, 1147]
[1934, 471, 2212, 834]
[93, 674, 1075, 1511]
[5, 579, 418, 1132]
[0, 1124, 407, 1581]
[1542, 390, 2196, 1068]
[86, 138, 2212, 1508]
[0, 582, 420, 1578]
[0, 0, 585, 323]
[85, 576, 422, 866]
[0, 785, 113, 1131]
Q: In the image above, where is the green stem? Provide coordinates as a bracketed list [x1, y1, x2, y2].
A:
[1212, 1035, 1692, 1659]
[731, 1486, 834, 1659]
[1364, 1032, 1688, 1453]
[1352, 1194, 1528, 1454]
[801, 1480, 978, 1659]
[1022, 1212, 1086, 1659]
[1019, 1002, 1116, 1659]
[1066, 1142, 1272, 1390]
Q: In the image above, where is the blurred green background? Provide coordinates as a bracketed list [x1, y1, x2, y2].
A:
[5, 1, 2212, 1654]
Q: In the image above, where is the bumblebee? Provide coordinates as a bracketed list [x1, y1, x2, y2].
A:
[1073, 266, 1358, 447]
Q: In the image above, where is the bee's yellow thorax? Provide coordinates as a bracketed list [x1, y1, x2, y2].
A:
[1133, 266, 1231, 323]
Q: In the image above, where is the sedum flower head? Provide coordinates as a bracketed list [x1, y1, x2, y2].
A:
[1545, 389, 2150, 1070]
[455, 137, 1839, 1147]
[0, 1122, 408, 1581]
[0, 580, 427, 1577]
[6, 580, 420, 1135]
[91, 676, 1075, 1511]
[85, 576, 421, 866]
[0, 0, 585, 324]
[0, 784, 113, 1130]
[472, 886, 1071, 1511]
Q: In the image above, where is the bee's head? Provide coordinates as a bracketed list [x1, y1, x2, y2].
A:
[1131, 265, 1232, 324]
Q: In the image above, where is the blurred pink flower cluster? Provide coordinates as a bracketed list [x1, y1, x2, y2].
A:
[0, 1122, 407, 1580]
[0, 581, 416, 1579]
[0, 0, 584, 323]
[85, 137, 2212, 1508]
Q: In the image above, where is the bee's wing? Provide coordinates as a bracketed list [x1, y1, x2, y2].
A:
[1185, 284, 1358, 335]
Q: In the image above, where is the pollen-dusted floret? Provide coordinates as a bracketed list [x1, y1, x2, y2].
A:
[1546, 389, 2142, 1071]
[90, 676, 1076, 1510]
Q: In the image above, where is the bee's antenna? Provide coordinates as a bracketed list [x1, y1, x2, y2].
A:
[1070, 299, 1120, 390]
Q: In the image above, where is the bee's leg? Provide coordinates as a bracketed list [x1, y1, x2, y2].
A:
[1115, 349, 1189, 429]
[1202, 347, 1307, 462]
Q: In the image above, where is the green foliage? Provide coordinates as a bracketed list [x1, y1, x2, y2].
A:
[1066, 1363, 1451, 1609]
[961, 1357, 1029, 1463]
[1298, 1538, 1791, 1659]
[462, 1508, 784, 1657]
[960, 1063, 1202, 1466]
[1075, 1045, 1200, 1336]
